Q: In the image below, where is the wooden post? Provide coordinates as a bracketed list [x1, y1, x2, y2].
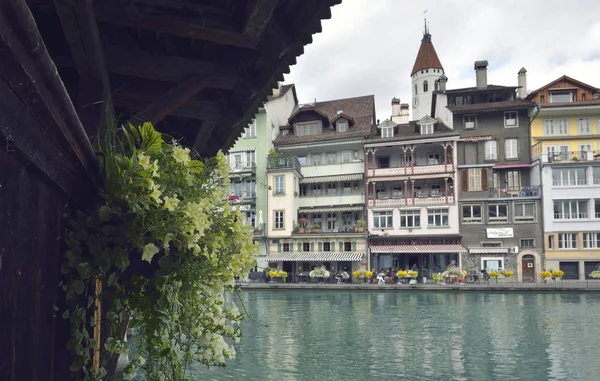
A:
[93, 277, 102, 374]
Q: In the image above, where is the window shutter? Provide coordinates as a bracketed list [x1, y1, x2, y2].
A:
[352, 241, 357, 251]
[318, 242, 323, 251]
[339, 242, 343, 252]
[481, 168, 489, 190]
[297, 243, 302, 252]
[461, 169, 469, 191]
[330, 241, 335, 251]
[310, 242, 314, 251]
[278, 243, 282, 253]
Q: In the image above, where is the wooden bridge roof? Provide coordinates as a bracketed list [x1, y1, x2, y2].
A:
[22, 0, 340, 157]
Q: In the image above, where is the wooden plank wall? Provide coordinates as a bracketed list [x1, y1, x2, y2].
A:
[529, 78, 596, 103]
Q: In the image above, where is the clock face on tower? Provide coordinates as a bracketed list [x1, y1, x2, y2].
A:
[412, 96, 419, 108]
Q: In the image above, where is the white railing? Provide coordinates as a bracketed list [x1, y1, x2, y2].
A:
[301, 161, 364, 177]
[368, 164, 453, 177]
[298, 193, 364, 208]
[368, 195, 454, 207]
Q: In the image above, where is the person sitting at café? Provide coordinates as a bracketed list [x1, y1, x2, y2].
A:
[377, 269, 386, 284]
[341, 270, 350, 283]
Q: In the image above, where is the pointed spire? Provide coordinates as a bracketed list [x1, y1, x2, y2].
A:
[411, 17, 443, 76]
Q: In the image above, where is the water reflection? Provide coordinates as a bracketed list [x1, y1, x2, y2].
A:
[206, 291, 600, 381]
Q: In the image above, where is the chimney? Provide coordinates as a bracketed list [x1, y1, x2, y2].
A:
[400, 103, 409, 116]
[517, 67, 527, 99]
[271, 81, 282, 96]
[438, 74, 448, 92]
[391, 97, 401, 117]
[474, 60, 488, 89]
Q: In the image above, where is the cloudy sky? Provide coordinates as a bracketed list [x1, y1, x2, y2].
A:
[284, 0, 600, 121]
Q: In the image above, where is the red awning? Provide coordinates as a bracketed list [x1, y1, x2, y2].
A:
[371, 245, 466, 254]
[493, 163, 530, 169]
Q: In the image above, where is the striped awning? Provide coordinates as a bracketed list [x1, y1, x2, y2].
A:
[266, 252, 364, 262]
[370, 245, 467, 254]
[298, 205, 363, 213]
[300, 173, 363, 184]
[469, 247, 510, 254]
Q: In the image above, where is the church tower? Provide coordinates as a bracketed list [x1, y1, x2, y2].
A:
[410, 17, 444, 121]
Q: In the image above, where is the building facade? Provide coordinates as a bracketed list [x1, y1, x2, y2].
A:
[527, 76, 600, 279]
[264, 95, 375, 278]
[226, 84, 298, 264]
[449, 62, 543, 281]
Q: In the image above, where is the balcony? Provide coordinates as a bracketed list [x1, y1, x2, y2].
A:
[228, 192, 256, 205]
[367, 163, 454, 178]
[252, 223, 266, 237]
[536, 150, 600, 164]
[488, 186, 540, 199]
[267, 154, 302, 173]
[298, 193, 364, 208]
[229, 162, 256, 177]
[368, 195, 454, 207]
[301, 161, 364, 177]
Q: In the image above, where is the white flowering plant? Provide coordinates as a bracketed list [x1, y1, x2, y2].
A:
[61, 122, 256, 380]
[309, 266, 331, 278]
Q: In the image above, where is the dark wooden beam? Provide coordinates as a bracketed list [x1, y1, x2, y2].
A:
[193, 120, 218, 155]
[130, 75, 210, 125]
[115, 98, 221, 122]
[93, 3, 259, 49]
[244, 0, 279, 39]
[53, 0, 114, 137]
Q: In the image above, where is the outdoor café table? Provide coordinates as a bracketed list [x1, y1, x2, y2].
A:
[298, 273, 309, 283]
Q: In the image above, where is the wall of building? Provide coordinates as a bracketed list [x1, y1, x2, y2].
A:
[434, 93, 453, 129]
[411, 68, 444, 120]
[531, 113, 600, 152]
[267, 170, 299, 237]
[368, 205, 459, 236]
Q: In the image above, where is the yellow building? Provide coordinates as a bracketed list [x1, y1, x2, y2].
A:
[527, 76, 600, 279]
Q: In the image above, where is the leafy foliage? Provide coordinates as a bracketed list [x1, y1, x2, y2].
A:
[62, 122, 257, 380]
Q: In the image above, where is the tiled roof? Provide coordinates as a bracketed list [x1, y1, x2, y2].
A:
[274, 95, 375, 146]
[443, 85, 517, 94]
[539, 99, 600, 108]
[447, 100, 535, 113]
[411, 34, 443, 76]
[366, 120, 459, 143]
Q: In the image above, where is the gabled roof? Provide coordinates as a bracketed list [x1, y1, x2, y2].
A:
[267, 84, 298, 103]
[411, 34, 443, 76]
[416, 115, 438, 125]
[288, 105, 331, 125]
[525, 75, 599, 100]
[274, 95, 375, 146]
[330, 112, 355, 126]
[444, 85, 517, 94]
[376, 119, 398, 129]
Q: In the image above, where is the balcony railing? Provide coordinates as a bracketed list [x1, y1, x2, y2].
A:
[554, 213, 589, 220]
[548, 151, 600, 163]
[368, 195, 454, 207]
[229, 162, 256, 176]
[297, 193, 364, 208]
[552, 179, 588, 186]
[267, 154, 302, 173]
[252, 223, 266, 237]
[228, 192, 256, 204]
[292, 221, 365, 235]
[367, 162, 454, 177]
[488, 186, 540, 198]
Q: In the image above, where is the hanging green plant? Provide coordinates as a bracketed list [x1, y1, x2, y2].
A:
[61, 122, 257, 380]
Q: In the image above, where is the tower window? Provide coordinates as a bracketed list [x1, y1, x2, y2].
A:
[423, 80, 429, 93]
[414, 84, 418, 95]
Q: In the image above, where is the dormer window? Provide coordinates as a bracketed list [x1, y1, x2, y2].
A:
[381, 127, 394, 138]
[295, 121, 321, 137]
[337, 121, 348, 132]
[420, 124, 434, 135]
[549, 90, 573, 103]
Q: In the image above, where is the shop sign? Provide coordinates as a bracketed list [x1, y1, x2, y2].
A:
[486, 228, 514, 238]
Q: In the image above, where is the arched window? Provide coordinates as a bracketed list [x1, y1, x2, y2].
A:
[414, 84, 418, 95]
[434, 80, 439, 91]
[423, 80, 429, 93]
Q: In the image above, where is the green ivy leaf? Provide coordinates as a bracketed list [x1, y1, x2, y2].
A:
[107, 272, 117, 287]
[72, 279, 85, 295]
[62, 310, 70, 319]
[87, 295, 94, 308]
[99, 205, 113, 222]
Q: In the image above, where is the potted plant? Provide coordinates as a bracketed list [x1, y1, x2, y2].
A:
[552, 270, 564, 280]
[488, 270, 501, 283]
[268, 269, 287, 283]
[540, 270, 553, 283]
[267, 149, 279, 166]
[503, 270, 514, 282]
[356, 219, 365, 233]
[294, 224, 303, 233]
[309, 266, 330, 283]
[589, 265, 600, 279]
[298, 217, 309, 232]
[253, 228, 261, 236]
[310, 224, 321, 233]
[364, 270, 373, 283]
[432, 273, 444, 284]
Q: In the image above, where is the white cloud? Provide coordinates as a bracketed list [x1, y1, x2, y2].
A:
[284, 0, 600, 120]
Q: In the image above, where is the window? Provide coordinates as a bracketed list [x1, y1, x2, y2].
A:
[341, 150, 352, 163]
[582, 94, 587, 101]
[414, 84, 417, 95]
[297, 155, 307, 166]
[310, 184, 322, 196]
[577, 117, 592, 135]
[464, 115, 476, 129]
[485, 140, 498, 160]
[274, 176, 284, 194]
[552, 168, 587, 186]
[463, 204, 482, 223]
[488, 204, 508, 222]
[580, 144, 592, 159]
[373, 211, 393, 228]
[504, 111, 518, 127]
[554, 200, 588, 219]
[505, 139, 518, 159]
[548, 235, 554, 249]
[323, 242, 331, 252]
[468, 168, 482, 191]
[377, 156, 390, 168]
[400, 209, 420, 228]
[584, 233, 600, 249]
[311, 154, 322, 165]
[338, 121, 348, 132]
[558, 233, 578, 249]
[514, 203, 535, 221]
[481, 258, 504, 271]
[302, 242, 310, 252]
[506, 171, 520, 190]
[482, 242, 501, 248]
[544, 119, 569, 136]
[327, 152, 337, 164]
[274, 210, 284, 229]
[344, 242, 352, 252]
[420, 124, 434, 135]
[245, 151, 256, 168]
[428, 208, 449, 227]
[381, 127, 394, 138]
[327, 213, 337, 230]
[244, 120, 256, 138]
[282, 243, 290, 252]
[540, 95, 545, 103]
[312, 213, 322, 227]
[299, 184, 307, 197]
[520, 239, 535, 248]
[423, 80, 429, 92]
[296, 122, 320, 137]
[326, 183, 336, 196]
[550, 91, 573, 103]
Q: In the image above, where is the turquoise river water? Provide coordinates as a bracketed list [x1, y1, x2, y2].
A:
[196, 290, 600, 381]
